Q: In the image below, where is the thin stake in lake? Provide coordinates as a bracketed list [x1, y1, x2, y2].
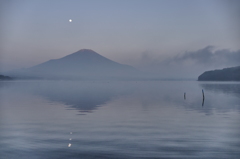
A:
[202, 89, 205, 107]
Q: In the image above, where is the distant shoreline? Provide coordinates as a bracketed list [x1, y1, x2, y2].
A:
[0, 75, 12, 80]
[198, 66, 240, 81]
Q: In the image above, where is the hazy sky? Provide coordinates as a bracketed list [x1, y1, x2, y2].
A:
[1, 0, 239, 78]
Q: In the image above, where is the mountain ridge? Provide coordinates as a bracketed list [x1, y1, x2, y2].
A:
[198, 66, 240, 81]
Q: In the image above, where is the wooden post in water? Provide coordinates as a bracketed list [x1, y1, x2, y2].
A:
[202, 89, 205, 106]
[202, 89, 205, 99]
[184, 92, 186, 100]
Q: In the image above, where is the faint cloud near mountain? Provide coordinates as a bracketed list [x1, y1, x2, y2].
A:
[134, 46, 240, 79]
[170, 46, 240, 66]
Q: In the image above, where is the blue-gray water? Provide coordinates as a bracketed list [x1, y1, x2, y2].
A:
[0, 81, 240, 159]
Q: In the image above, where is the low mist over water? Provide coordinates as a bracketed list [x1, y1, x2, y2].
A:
[1, 80, 240, 159]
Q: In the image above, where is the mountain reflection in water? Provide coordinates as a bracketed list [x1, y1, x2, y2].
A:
[0, 81, 240, 159]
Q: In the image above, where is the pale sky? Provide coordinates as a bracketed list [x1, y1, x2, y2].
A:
[0, 0, 239, 78]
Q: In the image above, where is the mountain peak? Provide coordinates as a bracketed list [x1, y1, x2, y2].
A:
[62, 49, 101, 60]
[77, 49, 95, 52]
[74, 49, 97, 54]
[73, 49, 98, 55]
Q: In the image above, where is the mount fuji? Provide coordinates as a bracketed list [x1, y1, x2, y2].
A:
[8, 49, 141, 80]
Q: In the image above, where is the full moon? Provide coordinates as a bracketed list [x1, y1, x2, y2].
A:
[69, 19, 72, 22]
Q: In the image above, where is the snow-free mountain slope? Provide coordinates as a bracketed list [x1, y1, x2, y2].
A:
[8, 49, 140, 79]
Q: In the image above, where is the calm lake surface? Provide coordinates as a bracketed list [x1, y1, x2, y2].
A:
[0, 80, 240, 159]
